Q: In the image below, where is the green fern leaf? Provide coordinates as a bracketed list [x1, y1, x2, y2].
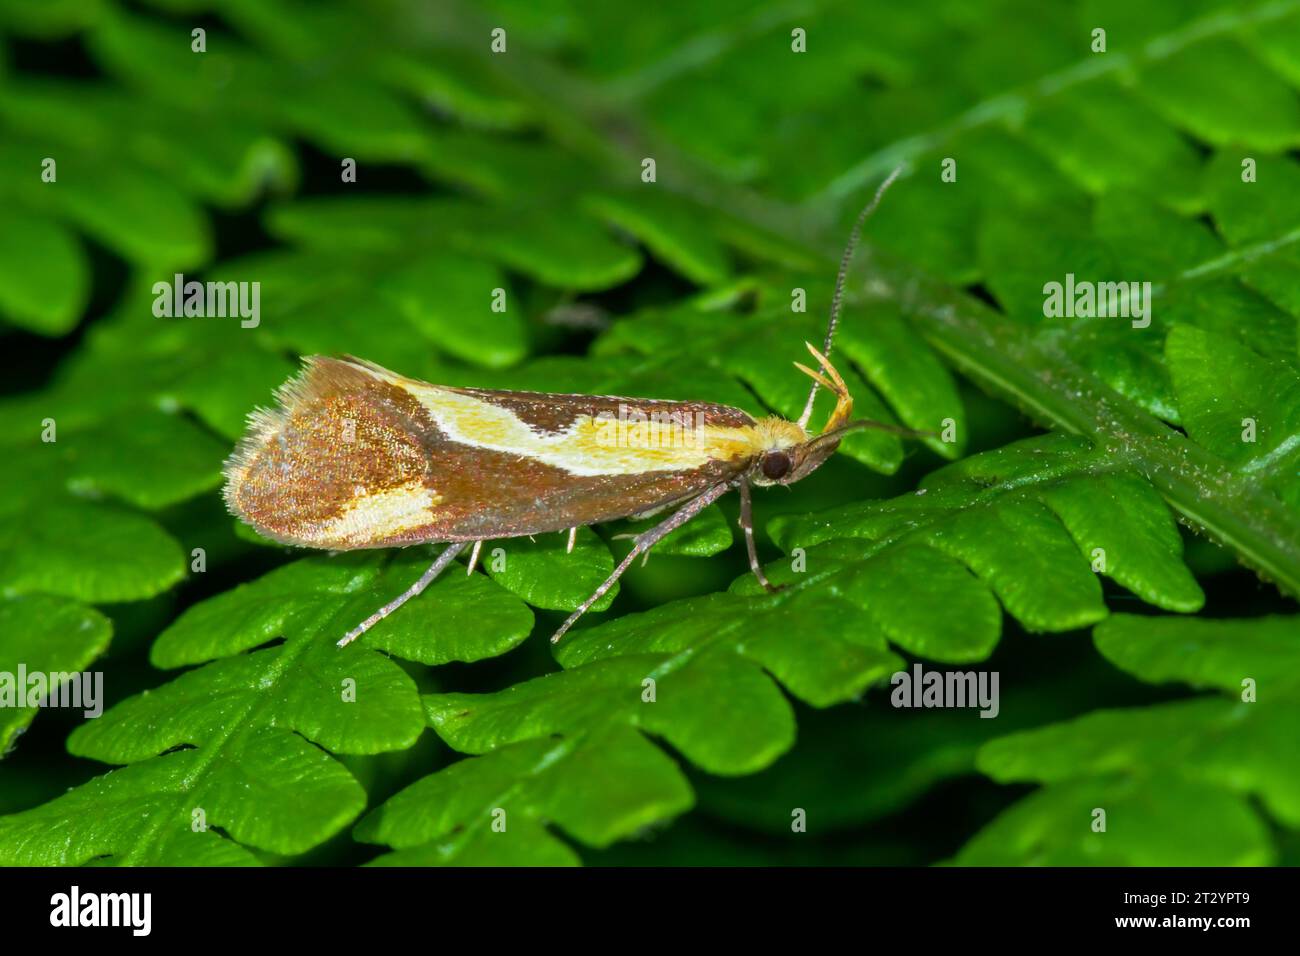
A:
[4, 0, 1300, 870]
[0, 595, 112, 754]
[957, 615, 1299, 865]
[0, 552, 531, 864]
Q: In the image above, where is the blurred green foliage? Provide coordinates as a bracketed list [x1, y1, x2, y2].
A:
[0, 0, 1297, 866]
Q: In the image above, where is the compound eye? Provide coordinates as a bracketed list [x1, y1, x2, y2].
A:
[761, 450, 792, 481]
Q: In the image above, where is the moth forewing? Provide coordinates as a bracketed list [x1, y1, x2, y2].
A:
[223, 356, 766, 550]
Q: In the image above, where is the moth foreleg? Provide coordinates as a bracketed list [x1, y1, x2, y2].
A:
[337, 542, 466, 648]
[550, 482, 732, 644]
[738, 480, 783, 593]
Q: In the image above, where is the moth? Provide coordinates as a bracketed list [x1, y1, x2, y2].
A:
[223, 166, 919, 647]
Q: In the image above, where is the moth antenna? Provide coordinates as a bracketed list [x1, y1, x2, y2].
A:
[798, 163, 908, 429]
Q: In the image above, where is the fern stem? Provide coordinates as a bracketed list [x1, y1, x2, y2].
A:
[879, 254, 1300, 599]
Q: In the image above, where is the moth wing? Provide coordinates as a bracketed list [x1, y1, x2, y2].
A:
[224, 357, 760, 549]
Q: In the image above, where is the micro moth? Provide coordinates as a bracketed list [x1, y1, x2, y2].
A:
[223, 166, 920, 646]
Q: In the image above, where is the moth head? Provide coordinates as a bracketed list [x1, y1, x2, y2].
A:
[750, 343, 932, 487]
[744, 416, 834, 487]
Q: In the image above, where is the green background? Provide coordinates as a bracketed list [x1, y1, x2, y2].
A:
[0, 0, 1297, 866]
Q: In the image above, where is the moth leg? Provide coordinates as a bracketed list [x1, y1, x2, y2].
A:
[609, 530, 651, 567]
[551, 482, 732, 644]
[337, 542, 466, 648]
[566, 526, 577, 554]
[466, 539, 484, 576]
[739, 480, 783, 593]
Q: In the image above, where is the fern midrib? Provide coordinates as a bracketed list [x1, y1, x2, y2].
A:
[888, 261, 1300, 595]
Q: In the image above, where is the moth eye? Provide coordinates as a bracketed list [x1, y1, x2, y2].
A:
[761, 450, 792, 480]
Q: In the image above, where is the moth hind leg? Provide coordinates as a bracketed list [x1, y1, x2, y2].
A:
[337, 543, 466, 647]
[551, 483, 732, 644]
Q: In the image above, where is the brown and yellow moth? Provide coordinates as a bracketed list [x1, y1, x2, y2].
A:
[223, 166, 919, 647]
